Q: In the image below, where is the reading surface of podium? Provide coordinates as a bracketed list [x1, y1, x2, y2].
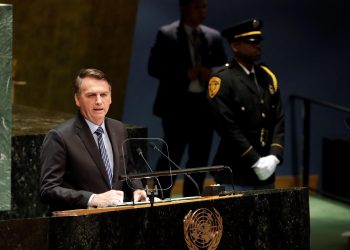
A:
[0, 187, 310, 250]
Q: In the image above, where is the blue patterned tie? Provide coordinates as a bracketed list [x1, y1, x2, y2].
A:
[95, 126, 113, 187]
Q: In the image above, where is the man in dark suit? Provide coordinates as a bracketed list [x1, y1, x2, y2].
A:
[148, 0, 227, 198]
[208, 19, 285, 191]
[40, 68, 147, 212]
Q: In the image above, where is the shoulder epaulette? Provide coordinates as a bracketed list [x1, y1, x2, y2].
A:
[212, 63, 230, 74]
[260, 65, 278, 92]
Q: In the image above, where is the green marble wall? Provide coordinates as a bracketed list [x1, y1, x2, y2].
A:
[0, 4, 12, 211]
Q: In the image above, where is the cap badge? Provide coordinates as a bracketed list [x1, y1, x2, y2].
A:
[252, 19, 260, 29]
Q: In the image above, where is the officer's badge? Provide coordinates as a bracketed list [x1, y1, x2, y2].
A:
[208, 76, 221, 98]
[269, 84, 275, 95]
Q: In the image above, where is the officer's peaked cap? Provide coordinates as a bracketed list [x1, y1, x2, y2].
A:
[222, 18, 263, 43]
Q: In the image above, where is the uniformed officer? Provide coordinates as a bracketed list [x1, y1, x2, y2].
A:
[207, 18, 284, 191]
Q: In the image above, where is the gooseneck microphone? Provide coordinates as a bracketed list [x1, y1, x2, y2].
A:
[136, 147, 164, 199]
[148, 142, 201, 196]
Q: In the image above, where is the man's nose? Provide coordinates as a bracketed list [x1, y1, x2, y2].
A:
[96, 95, 102, 104]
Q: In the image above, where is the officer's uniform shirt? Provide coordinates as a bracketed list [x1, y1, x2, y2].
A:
[207, 60, 284, 186]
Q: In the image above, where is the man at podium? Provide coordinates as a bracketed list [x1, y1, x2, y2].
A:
[40, 68, 147, 212]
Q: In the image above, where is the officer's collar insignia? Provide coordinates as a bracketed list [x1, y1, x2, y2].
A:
[208, 76, 221, 98]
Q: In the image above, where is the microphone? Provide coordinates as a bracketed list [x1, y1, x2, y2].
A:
[148, 142, 201, 196]
[136, 147, 164, 199]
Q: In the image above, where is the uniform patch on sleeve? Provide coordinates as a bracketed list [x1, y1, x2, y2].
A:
[208, 76, 221, 98]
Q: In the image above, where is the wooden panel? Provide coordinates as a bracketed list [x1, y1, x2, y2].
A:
[1, 0, 139, 119]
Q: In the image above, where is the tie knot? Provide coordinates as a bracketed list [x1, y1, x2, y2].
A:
[95, 126, 104, 135]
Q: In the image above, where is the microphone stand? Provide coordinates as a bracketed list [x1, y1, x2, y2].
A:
[121, 165, 232, 201]
[148, 142, 201, 197]
[137, 148, 163, 207]
[146, 184, 158, 207]
[121, 137, 234, 201]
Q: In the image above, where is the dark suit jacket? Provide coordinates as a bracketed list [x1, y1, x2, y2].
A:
[40, 112, 142, 211]
[148, 20, 227, 119]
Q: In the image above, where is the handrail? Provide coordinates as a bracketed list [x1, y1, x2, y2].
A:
[289, 94, 350, 188]
[290, 95, 350, 113]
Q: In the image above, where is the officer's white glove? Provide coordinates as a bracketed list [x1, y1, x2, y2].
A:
[252, 155, 280, 181]
[251, 158, 266, 180]
[261, 155, 279, 179]
[251, 158, 261, 169]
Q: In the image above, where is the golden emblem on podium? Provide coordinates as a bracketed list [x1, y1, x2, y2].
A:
[183, 208, 223, 250]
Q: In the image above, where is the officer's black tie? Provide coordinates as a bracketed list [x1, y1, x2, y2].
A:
[249, 72, 260, 93]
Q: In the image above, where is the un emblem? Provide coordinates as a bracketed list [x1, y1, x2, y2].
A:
[183, 208, 223, 250]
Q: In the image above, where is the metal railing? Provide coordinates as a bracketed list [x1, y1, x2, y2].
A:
[289, 95, 350, 188]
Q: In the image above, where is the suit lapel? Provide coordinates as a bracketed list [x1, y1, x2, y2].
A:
[74, 113, 111, 188]
[177, 24, 192, 69]
[232, 62, 260, 96]
[235, 69, 259, 95]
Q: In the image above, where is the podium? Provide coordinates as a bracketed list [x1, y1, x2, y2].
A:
[0, 187, 310, 250]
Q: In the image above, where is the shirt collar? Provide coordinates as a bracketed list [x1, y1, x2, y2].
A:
[184, 24, 201, 36]
[238, 62, 255, 75]
[85, 119, 106, 134]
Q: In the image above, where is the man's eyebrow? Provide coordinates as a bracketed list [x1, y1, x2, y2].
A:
[85, 91, 110, 95]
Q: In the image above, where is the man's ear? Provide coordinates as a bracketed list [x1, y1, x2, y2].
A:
[74, 94, 80, 107]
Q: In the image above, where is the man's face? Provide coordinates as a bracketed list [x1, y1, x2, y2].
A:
[182, 0, 207, 27]
[74, 77, 112, 125]
[232, 40, 262, 64]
